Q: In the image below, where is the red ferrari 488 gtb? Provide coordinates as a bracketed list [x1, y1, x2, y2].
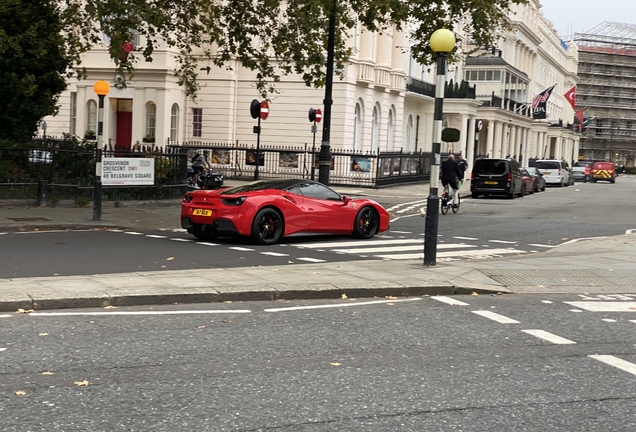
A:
[181, 179, 390, 244]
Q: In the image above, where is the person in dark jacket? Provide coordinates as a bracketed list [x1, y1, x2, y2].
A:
[441, 154, 462, 207]
[457, 155, 468, 181]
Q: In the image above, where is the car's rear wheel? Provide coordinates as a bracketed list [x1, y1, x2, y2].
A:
[518, 184, 527, 197]
[352, 206, 379, 239]
[471, 192, 479, 199]
[251, 208, 283, 245]
[190, 224, 219, 241]
[507, 189, 515, 199]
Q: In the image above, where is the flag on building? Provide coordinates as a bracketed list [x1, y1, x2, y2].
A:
[583, 116, 595, 127]
[532, 85, 556, 119]
[575, 108, 585, 131]
[564, 86, 576, 110]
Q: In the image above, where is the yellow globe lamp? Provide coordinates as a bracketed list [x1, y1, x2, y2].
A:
[93, 80, 111, 96]
[430, 29, 456, 53]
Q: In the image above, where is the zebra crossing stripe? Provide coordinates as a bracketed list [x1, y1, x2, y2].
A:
[374, 248, 527, 260]
[332, 243, 476, 254]
[589, 355, 636, 377]
[297, 239, 423, 249]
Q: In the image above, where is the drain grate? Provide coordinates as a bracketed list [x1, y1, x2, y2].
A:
[7, 217, 52, 222]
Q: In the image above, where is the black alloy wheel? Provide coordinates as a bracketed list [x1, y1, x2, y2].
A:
[353, 206, 379, 239]
[251, 208, 284, 245]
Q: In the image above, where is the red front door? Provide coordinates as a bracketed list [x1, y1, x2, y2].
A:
[116, 111, 132, 151]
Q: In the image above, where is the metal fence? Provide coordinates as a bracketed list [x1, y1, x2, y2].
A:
[169, 141, 432, 187]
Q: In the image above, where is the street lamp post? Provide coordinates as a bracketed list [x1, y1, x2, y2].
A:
[318, 0, 337, 185]
[93, 80, 110, 221]
[424, 29, 456, 266]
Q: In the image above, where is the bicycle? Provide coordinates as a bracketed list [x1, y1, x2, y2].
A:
[440, 183, 460, 215]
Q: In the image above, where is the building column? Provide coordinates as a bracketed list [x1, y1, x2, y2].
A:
[359, 29, 375, 62]
[573, 139, 580, 164]
[514, 126, 522, 160]
[509, 126, 517, 158]
[494, 121, 503, 158]
[467, 116, 476, 167]
[486, 120, 495, 157]
[459, 114, 469, 157]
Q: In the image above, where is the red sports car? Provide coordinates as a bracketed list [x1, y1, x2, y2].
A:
[180, 179, 391, 244]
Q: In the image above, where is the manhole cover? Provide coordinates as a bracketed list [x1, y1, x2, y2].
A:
[7, 217, 52, 222]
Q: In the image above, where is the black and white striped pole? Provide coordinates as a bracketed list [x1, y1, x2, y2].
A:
[93, 80, 110, 221]
[424, 29, 456, 266]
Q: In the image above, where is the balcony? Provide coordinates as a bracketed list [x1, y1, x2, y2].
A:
[374, 67, 391, 88]
[406, 77, 435, 98]
[390, 72, 406, 92]
[357, 62, 374, 84]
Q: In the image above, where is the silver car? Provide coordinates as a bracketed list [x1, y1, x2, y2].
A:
[535, 160, 572, 187]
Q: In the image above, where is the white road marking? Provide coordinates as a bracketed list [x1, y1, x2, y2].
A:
[602, 319, 618, 322]
[0, 348, 6, 352]
[589, 355, 636, 377]
[542, 300, 554, 304]
[564, 301, 636, 312]
[390, 231, 412, 234]
[170, 238, 192, 242]
[521, 329, 576, 344]
[197, 242, 219, 246]
[230, 247, 255, 252]
[453, 236, 479, 241]
[391, 214, 423, 222]
[528, 244, 556, 248]
[430, 296, 469, 306]
[385, 200, 427, 212]
[570, 309, 583, 313]
[625, 229, 636, 235]
[124, 232, 144, 235]
[375, 248, 526, 260]
[264, 298, 422, 312]
[173, 228, 187, 233]
[260, 252, 289, 257]
[297, 257, 326, 263]
[472, 310, 520, 324]
[297, 239, 423, 249]
[108, 229, 124, 232]
[0, 314, 11, 318]
[28, 310, 252, 317]
[146, 235, 167, 239]
[333, 243, 475, 254]
[488, 239, 517, 244]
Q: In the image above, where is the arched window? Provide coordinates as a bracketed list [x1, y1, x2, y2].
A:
[386, 108, 394, 151]
[353, 102, 362, 152]
[371, 106, 379, 153]
[145, 102, 156, 139]
[170, 104, 179, 142]
[405, 115, 414, 152]
[86, 100, 97, 135]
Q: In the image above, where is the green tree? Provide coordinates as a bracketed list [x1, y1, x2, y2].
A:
[59, 0, 524, 98]
[0, 0, 69, 141]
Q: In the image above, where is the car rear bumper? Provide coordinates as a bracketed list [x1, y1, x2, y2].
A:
[181, 216, 240, 237]
[470, 186, 512, 195]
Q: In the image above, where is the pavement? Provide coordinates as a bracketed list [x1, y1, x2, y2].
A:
[1, 179, 635, 312]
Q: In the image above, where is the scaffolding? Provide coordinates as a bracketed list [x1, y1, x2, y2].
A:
[574, 22, 636, 166]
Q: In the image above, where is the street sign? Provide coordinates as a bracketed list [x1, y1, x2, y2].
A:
[476, 119, 483, 132]
[250, 99, 260, 119]
[315, 109, 322, 123]
[260, 101, 269, 120]
[102, 158, 155, 185]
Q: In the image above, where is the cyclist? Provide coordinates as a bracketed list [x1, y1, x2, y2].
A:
[191, 150, 210, 189]
[441, 154, 462, 208]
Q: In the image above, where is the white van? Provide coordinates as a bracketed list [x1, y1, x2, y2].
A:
[534, 160, 572, 187]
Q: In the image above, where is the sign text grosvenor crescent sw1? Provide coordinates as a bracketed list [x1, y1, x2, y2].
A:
[102, 158, 155, 186]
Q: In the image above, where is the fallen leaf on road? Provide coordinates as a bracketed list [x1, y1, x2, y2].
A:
[491, 306, 497, 309]
[197, 325, 206, 329]
[223, 320, 233, 324]
[341, 294, 348, 299]
[337, 265, 342, 268]
[471, 292, 479, 296]
[313, 272, 320, 274]
[166, 257, 174, 261]
[561, 238, 569, 241]
[330, 362, 341, 366]
[561, 279, 567, 282]
[15, 390, 26, 396]
[608, 269, 614, 272]
[272, 269, 279, 271]
[224, 301, 232, 304]
[497, 292, 503, 295]
[16, 308, 34, 314]
[538, 285, 545, 288]
[161, 265, 166, 268]
[386, 303, 395, 306]
[104, 305, 118, 309]
[386, 296, 398, 300]
[74, 380, 89, 387]
[288, 261, 294, 263]
[34, 228, 39, 231]
[41, 371, 54, 375]
[39, 333, 48, 336]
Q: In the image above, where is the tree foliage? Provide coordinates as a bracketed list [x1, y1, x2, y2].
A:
[57, 0, 524, 99]
[0, 0, 69, 141]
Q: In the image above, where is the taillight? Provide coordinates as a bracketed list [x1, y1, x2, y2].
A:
[471, 171, 475, 180]
[183, 194, 194, 204]
[558, 168, 561, 176]
[507, 172, 512, 181]
[221, 196, 247, 206]
[584, 166, 590, 175]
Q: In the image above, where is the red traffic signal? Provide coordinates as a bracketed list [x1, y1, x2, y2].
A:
[308, 108, 322, 123]
[251, 99, 270, 120]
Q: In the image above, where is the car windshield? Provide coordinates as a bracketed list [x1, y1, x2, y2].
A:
[536, 161, 560, 169]
[474, 160, 507, 175]
[525, 168, 537, 175]
[572, 166, 586, 172]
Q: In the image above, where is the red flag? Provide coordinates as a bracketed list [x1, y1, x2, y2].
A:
[575, 108, 585, 131]
[564, 86, 576, 110]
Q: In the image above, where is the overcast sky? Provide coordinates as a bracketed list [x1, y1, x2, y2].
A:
[540, 0, 636, 38]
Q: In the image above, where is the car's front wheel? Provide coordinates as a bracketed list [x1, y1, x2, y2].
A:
[251, 208, 284, 245]
[352, 206, 379, 239]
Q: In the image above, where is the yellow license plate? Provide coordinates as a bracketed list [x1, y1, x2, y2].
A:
[484, 181, 498, 185]
[542, 171, 551, 175]
[192, 209, 212, 216]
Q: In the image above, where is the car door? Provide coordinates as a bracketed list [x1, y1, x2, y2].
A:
[280, 185, 309, 233]
[297, 182, 352, 232]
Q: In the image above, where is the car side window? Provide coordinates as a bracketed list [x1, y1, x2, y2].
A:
[285, 186, 303, 196]
[510, 160, 519, 172]
[298, 183, 342, 201]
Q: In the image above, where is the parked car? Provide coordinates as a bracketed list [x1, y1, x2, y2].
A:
[519, 168, 536, 195]
[591, 161, 616, 183]
[181, 179, 390, 244]
[523, 167, 546, 192]
[571, 163, 593, 182]
[535, 159, 572, 187]
[470, 158, 523, 199]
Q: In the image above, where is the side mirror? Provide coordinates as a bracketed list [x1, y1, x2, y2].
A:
[342, 195, 351, 205]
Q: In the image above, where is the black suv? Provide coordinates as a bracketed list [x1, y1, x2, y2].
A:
[471, 158, 523, 199]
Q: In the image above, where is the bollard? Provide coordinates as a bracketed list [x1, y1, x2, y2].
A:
[38, 180, 49, 207]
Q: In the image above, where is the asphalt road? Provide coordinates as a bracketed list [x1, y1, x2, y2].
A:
[0, 177, 635, 278]
[2, 293, 636, 431]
